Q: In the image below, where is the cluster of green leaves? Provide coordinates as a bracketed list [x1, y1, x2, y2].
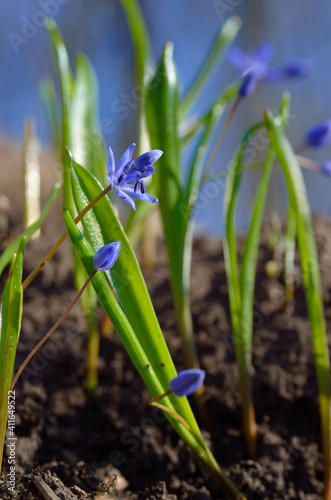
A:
[0, 2, 330, 497]
[44, 19, 108, 392]
[222, 92, 331, 494]
[63, 152, 246, 499]
[145, 19, 241, 374]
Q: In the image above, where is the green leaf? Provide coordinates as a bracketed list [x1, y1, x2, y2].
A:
[265, 109, 331, 489]
[69, 155, 201, 437]
[284, 201, 296, 303]
[185, 103, 225, 214]
[118, 0, 151, 89]
[39, 79, 61, 152]
[46, 19, 74, 210]
[145, 42, 186, 318]
[46, 19, 73, 108]
[181, 81, 240, 149]
[0, 181, 62, 278]
[0, 237, 25, 473]
[240, 94, 290, 352]
[64, 206, 244, 498]
[181, 16, 241, 117]
[70, 53, 106, 184]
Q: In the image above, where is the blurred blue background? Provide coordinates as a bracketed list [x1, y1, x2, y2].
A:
[2, 0, 331, 234]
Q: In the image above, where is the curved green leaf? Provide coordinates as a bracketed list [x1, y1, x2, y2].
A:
[0, 237, 25, 473]
[181, 16, 241, 117]
[70, 53, 106, 185]
[265, 109, 331, 493]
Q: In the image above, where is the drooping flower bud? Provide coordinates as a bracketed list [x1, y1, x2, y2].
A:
[305, 121, 331, 148]
[169, 369, 205, 397]
[93, 242, 121, 271]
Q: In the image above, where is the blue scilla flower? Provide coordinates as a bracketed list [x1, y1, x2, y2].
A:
[305, 121, 331, 148]
[228, 43, 311, 97]
[107, 143, 162, 210]
[169, 369, 205, 397]
[93, 241, 121, 271]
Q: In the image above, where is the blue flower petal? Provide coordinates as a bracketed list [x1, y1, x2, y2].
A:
[169, 369, 205, 397]
[281, 59, 313, 77]
[265, 60, 312, 82]
[116, 143, 136, 178]
[121, 186, 158, 204]
[321, 162, 331, 175]
[306, 121, 331, 148]
[93, 241, 121, 271]
[135, 150, 163, 170]
[253, 43, 275, 65]
[227, 47, 251, 71]
[115, 187, 137, 210]
[124, 166, 155, 183]
[107, 147, 115, 182]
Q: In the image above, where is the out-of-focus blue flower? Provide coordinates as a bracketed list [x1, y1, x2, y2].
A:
[305, 121, 331, 148]
[107, 143, 162, 210]
[169, 369, 205, 397]
[320, 162, 331, 175]
[93, 241, 121, 271]
[228, 43, 310, 97]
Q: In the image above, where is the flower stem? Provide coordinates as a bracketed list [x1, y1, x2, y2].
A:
[202, 95, 241, 183]
[11, 269, 97, 390]
[22, 184, 112, 291]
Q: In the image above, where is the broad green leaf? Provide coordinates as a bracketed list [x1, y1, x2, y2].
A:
[0, 238, 25, 473]
[181, 16, 241, 117]
[145, 42, 186, 317]
[0, 181, 62, 277]
[69, 156, 201, 436]
[70, 53, 106, 185]
[265, 111, 331, 473]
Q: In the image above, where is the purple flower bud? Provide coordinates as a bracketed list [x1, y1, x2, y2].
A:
[306, 121, 331, 148]
[93, 242, 121, 271]
[169, 369, 205, 397]
[320, 162, 331, 176]
[282, 59, 312, 77]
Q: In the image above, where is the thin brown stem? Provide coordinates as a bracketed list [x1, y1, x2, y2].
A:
[202, 95, 241, 183]
[22, 184, 111, 290]
[148, 389, 172, 404]
[12, 269, 97, 390]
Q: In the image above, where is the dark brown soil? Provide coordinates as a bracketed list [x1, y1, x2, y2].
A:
[1, 210, 331, 499]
